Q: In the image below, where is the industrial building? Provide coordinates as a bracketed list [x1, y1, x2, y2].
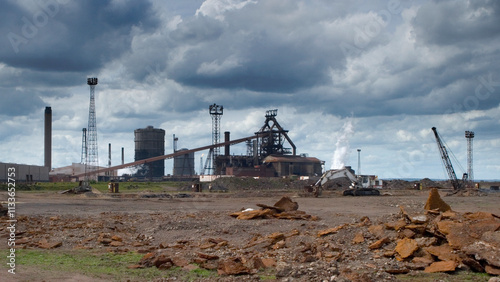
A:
[0, 162, 49, 182]
[212, 109, 323, 178]
[49, 163, 117, 182]
[173, 148, 195, 176]
[134, 126, 165, 178]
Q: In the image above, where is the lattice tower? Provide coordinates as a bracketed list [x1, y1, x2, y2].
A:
[86, 77, 99, 182]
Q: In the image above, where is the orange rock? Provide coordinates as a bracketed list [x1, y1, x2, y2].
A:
[424, 188, 451, 212]
[39, 241, 63, 249]
[463, 211, 495, 220]
[261, 258, 276, 268]
[217, 257, 250, 275]
[468, 219, 500, 237]
[425, 245, 460, 262]
[368, 225, 385, 239]
[401, 229, 416, 239]
[385, 219, 407, 231]
[369, 237, 390, 250]
[424, 261, 457, 273]
[111, 235, 123, 242]
[485, 264, 500, 275]
[110, 241, 124, 247]
[197, 252, 219, 260]
[352, 232, 365, 244]
[317, 224, 347, 237]
[413, 256, 434, 265]
[273, 196, 299, 212]
[172, 256, 189, 267]
[437, 221, 475, 249]
[395, 238, 419, 259]
[237, 209, 275, 220]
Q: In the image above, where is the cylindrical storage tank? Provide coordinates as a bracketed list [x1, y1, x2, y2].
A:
[134, 126, 165, 178]
[173, 148, 195, 176]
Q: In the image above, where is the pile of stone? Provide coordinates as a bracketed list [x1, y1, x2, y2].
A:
[369, 188, 500, 275]
[229, 196, 318, 220]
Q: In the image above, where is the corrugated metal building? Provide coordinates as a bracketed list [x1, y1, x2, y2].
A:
[0, 162, 49, 182]
[262, 155, 323, 177]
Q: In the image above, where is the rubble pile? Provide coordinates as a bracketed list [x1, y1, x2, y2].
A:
[229, 196, 319, 220]
[131, 190, 500, 279]
[4, 191, 499, 280]
[376, 188, 500, 275]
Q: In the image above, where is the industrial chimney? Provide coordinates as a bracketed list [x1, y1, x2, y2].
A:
[44, 107, 52, 169]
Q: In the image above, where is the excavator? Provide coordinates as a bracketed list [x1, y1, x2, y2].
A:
[310, 168, 381, 197]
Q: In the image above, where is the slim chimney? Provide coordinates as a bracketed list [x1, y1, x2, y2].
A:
[121, 147, 124, 165]
[224, 131, 230, 156]
[44, 107, 52, 169]
[108, 143, 112, 167]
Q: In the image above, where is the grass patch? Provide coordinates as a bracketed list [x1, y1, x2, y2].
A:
[3, 181, 189, 194]
[396, 271, 491, 282]
[7, 249, 216, 281]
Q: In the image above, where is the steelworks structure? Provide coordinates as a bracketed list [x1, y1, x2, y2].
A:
[256, 109, 296, 158]
[75, 109, 322, 180]
[85, 77, 99, 182]
[80, 128, 87, 164]
[465, 130, 474, 186]
[173, 148, 195, 176]
[203, 104, 223, 175]
[134, 126, 165, 178]
[44, 107, 52, 169]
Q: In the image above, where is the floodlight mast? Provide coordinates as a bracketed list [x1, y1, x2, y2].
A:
[85, 77, 99, 184]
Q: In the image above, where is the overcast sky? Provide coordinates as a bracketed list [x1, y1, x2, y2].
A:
[1, 0, 499, 180]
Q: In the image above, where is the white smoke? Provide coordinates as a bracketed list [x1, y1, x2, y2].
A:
[118, 164, 146, 176]
[330, 119, 354, 170]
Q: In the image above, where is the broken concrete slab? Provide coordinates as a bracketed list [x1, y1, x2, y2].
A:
[463, 241, 500, 267]
[424, 245, 461, 262]
[395, 238, 419, 259]
[273, 196, 299, 212]
[217, 257, 251, 275]
[424, 260, 457, 273]
[424, 188, 451, 212]
[369, 237, 391, 250]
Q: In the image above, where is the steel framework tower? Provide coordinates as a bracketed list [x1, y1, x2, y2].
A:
[203, 104, 223, 175]
[86, 77, 99, 182]
[465, 131, 474, 186]
[80, 128, 87, 164]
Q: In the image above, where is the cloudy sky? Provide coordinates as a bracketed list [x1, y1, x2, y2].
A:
[1, 0, 499, 180]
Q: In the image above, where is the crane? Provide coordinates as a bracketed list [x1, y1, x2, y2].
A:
[431, 127, 466, 191]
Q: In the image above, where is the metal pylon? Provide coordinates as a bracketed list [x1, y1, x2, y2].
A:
[86, 77, 99, 183]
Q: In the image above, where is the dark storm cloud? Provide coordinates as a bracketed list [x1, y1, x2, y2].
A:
[0, 0, 159, 72]
[413, 0, 500, 46]
[0, 89, 44, 116]
[152, 1, 356, 93]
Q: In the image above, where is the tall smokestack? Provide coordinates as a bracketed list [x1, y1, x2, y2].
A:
[121, 147, 124, 165]
[44, 107, 52, 169]
[108, 143, 112, 167]
[224, 131, 230, 156]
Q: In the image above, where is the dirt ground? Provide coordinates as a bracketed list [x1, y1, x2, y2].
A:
[1, 188, 500, 281]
